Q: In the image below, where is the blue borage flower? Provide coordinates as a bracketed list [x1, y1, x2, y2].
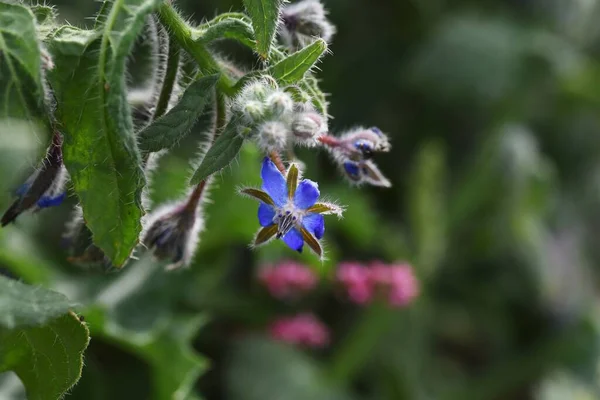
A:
[1, 131, 67, 226]
[240, 157, 343, 258]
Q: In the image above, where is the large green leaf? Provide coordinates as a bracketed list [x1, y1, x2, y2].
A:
[0, 276, 90, 400]
[48, 0, 161, 267]
[0, 2, 49, 132]
[66, 257, 208, 400]
[269, 39, 327, 86]
[139, 74, 219, 153]
[190, 118, 245, 184]
[243, 0, 282, 58]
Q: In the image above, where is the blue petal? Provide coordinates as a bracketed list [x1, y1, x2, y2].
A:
[293, 179, 319, 209]
[302, 213, 324, 239]
[343, 161, 360, 180]
[282, 228, 304, 252]
[261, 157, 287, 206]
[36, 192, 66, 208]
[258, 203, 276, 227]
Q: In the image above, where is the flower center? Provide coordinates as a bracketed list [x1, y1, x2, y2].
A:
[274, 205, 303, 238]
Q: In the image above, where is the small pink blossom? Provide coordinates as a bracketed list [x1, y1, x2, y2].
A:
[337, 261, 419, 307]
[336, 262, 373, 304]
[268, 313, 330, 348]
[385, 263, 420, 307]
[258, 261, 318, 299]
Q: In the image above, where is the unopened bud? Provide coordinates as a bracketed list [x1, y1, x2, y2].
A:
[143, 199, 204, 270]
[341, 159, 391, 188]
[242, 100, 266, 123]
[337, 127, 390, 161]
[291, 112, 326, 144]
[280, 0, 336, 50]
[266, 91, 294, 118]
[257, 121, 289, 151]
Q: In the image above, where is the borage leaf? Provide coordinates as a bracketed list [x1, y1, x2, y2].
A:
[0, 276, 89, 400]
[139, 74, 219, 153]
[243, 0, 283, 58]
[268, 39, 327, 86]
[0, 2, 49, 132]
[48, 0, 162, 267]
[190, 118, 245, 184]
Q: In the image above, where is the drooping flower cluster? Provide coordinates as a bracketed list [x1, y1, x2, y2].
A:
[320, 127, 392, 187]
[258, 260, 318, 299]
[280, 0, 336, 50]
[241, 158, 343, 258]
[231, 79, 327, 152]
[268, 313, 330, 348]
[1, 130, 67, 226]
[337, 262, 419, 307]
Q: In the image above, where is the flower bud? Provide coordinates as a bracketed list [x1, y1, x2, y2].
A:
[242, 100, 266, 123]
[280, 0, 336, 50]
[2, 131, 67, 226]
[257, 121, 289, 151]
[143, 198, 204, 270]
[337, 127, 390, 161]
[291, 111, 326, 143]
[341, 159, 391, 188]
[265, 91, 294, 118]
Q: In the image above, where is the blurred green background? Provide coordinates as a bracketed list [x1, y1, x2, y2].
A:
[3, 0, 600, 399]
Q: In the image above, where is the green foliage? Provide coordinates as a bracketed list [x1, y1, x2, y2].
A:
[268, 39, 327, 85]
[5, 0, 600, 399]
[47, 0, 161, 268]
[227, 337, 350, 400]
[242, 0, 282, 58]
[139, 74, 220, 152]
[0, 3, 48, 129]
[190, 118, 245, 184]
[0, 277, 89, 400]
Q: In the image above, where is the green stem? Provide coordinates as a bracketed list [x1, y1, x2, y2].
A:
[156, 2, 235, 95]
[328, 303, 393, 385]
[153, 39, 180, 120]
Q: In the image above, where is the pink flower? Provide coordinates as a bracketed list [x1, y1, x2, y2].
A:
[336, 262, 373, 304]
[268, 313, 330, 348]
[258, 261, 318, 299]
[368, 262, 419, 307]
[386, 263, 419, 307]
[336, 261, 419, 307]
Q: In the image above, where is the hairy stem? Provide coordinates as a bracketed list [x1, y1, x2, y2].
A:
[269, 151, 287, 174]
[185, 88, 228, 210]
[156, 2, 235, 95]
[153, 38, 180, 120]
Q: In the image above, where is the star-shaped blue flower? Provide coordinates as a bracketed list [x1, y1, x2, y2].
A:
[241, 157, 343, 257]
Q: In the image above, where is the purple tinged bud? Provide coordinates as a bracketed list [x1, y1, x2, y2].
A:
[280, 0, 336, 50]
[143, 198, 205, 270]
[291, 112, 326, 144]
[340, 159, 391, 187]
[2, 131, 67, 226]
